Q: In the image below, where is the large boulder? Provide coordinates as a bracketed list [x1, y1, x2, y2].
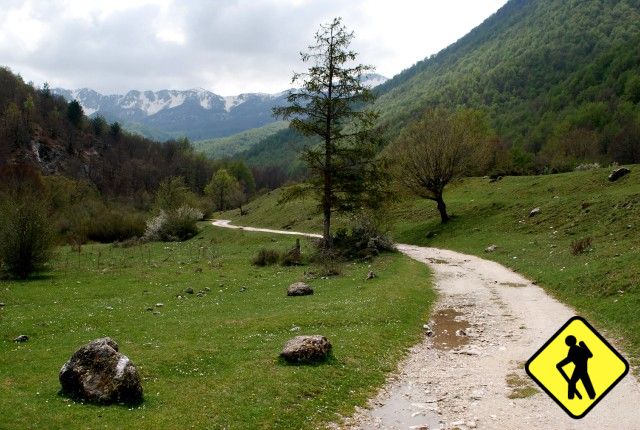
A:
[608, 167, 631, 182]
[287, 282, 313, 297]
[280, 335, 332, 363]
[59, 337, 143, 405]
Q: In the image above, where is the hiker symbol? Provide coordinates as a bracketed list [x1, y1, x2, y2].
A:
[525, 316, 629, 419]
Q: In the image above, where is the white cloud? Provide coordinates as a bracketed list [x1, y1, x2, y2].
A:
[0, 0, 509, 95]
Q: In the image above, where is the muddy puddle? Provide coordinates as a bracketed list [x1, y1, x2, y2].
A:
[429, 308, 470, 350]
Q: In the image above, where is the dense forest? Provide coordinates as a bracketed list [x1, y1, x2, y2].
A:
[230, 0, 640, 177]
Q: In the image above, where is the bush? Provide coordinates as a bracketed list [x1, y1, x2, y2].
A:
[83, 209, 146, 243]
[144, 206, 203, 242]
[331, 212, 396, 260]
[0, 194, 54, 279]
[571, 237, 593, 256]
[252, 248, 281, 266]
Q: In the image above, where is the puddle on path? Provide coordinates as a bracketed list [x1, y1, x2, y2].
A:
[431, 308, 470, 351]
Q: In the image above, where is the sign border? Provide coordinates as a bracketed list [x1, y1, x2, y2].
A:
[525, 315, 630, 419]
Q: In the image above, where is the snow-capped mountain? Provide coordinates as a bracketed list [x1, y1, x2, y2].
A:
[53, 74, 388, 141]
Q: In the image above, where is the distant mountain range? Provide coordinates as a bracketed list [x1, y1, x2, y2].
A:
[53, 74, 388, 141]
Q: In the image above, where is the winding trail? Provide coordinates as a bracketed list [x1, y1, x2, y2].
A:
[212, 220, 640, 430]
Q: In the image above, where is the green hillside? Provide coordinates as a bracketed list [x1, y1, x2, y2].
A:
[193, 121, 289, 159]
[237, 0, 640, 176]
[224, 166, 640, 367]
[375, 0, 640, 167]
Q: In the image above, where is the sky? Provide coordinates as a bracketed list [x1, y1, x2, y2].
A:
[0, 0, 509, 96]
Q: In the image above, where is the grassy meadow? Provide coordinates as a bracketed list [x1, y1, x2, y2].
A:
[227, 166, 640, 369]
[0, 225, 435, 429]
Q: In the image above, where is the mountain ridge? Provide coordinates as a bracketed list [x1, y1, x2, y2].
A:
[53, 73, 389, 142]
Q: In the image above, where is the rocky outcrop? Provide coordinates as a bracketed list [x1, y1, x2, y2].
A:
[59, 337, 143, 405]
[280, 335, 332, 363]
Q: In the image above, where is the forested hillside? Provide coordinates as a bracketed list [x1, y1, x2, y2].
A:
[237, 0, 640, 177]
[375, 0, 640, 171]
[193, 121, 289, 159]
[0, 67, 215, 200]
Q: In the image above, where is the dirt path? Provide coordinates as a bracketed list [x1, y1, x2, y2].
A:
[212, 220, 640, 430]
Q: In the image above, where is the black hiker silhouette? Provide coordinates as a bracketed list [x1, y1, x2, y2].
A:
[556, 335, 596, 400]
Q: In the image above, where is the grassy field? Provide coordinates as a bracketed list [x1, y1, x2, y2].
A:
[0, 224, 435, 429]
[226, 166, 640, 369]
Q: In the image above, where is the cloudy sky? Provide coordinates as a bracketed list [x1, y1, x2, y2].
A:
[1, 0, 508, 96]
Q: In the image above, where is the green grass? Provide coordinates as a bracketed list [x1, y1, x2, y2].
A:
[224, 166, 640, 369]
[193, 121, 289, 159]
[0, 224, 434, 429]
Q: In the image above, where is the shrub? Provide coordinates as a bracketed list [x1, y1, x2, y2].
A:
[309, 248, 342, 277]
[571, 237, 593, 256]
[331, 212, 396, 260]
[252, 248, 281, 266]
[0, 193, 54, 279]
[83, 209, 146, 243]
[144, 206, 203, 242]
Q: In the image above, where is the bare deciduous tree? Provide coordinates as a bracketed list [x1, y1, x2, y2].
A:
[392, 108, 491, 223]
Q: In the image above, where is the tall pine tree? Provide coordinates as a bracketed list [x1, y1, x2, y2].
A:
[274, 17, 386, 247]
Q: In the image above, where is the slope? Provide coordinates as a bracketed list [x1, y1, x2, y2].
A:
[193, 121, 289, 159]
[374, 0, 640, 163]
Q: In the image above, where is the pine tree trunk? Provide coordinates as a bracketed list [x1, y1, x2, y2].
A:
[323, 156, 333, 248]
[436, 194, 449, 223]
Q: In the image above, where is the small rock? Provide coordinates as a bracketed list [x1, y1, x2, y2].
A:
[0, 302, 5, 307]
[153, 311, 161, 316]
[15, 335, 29, 343]
[456, 329, 467, 337]
[423, 324, 434, 337]
[204, 287, 211, 292]
[145, 307, 153, 312]
[105, 306, 114, 311]
[155, 303, 164, 308]
[290, 326, 301, 332]
[185, 287, 194, 295]
[239, 287, 247, 293]
[287, 282, 314, 297]
[529, 207, 541, 217]
[280, 335, 331, 363]
[366, 271, 376, 280]
[608, 167, 630, 182]
[196, 292, 204, 298]
[485, 245, 497, 253]
[467, 421, 477, 429]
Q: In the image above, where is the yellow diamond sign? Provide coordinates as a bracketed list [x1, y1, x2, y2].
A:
[525, 316, 629, 419]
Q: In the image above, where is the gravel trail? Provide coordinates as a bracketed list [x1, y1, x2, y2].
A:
[212, 220, 640, 430]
